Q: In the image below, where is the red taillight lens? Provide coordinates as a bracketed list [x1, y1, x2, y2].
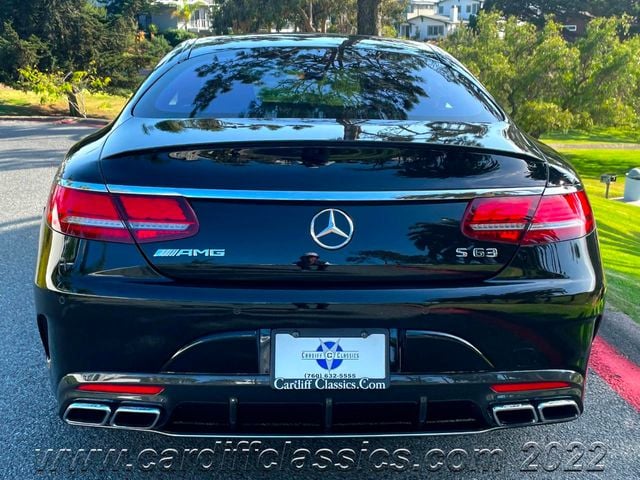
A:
[490, 381, 571, 393]
[47, 185, 198, 243]
[118, 194, 199, 243]
[461, 191, 594, 245]
[77, 384, 164, 395]
[48, 186, 132, 242]
[522, 191, 594, 245]
[461, 195, 539, 244]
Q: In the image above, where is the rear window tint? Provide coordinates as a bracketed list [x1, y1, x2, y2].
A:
[134, 46, 501, 122]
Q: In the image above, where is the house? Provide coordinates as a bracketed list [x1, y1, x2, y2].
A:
[557, 11, 596, 40]
[407, 1, 438, 18]
[400, 0, 484, 40]
[436, 0, 483, 22]
[404, 10, 460, 40]
[137, 0, 215, 34]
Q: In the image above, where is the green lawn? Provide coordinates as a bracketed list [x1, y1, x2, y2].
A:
[0, 85, 127, 119]
[557, 147, 640, 324]
[542, 126, 640, 145]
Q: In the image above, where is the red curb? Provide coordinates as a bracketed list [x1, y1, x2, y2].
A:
[590, 336, 640, 411]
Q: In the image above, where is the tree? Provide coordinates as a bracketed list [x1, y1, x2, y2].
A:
[18, 65, 111, 117]
[442, 12, 640, 136]
[103, 0, 153, 20]
[0, 21, 45, 83]
[484, 0, 640, 26]
[357, 0, 380, 35]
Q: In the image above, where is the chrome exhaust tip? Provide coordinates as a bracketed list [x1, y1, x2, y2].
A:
[492, 403, 538, 426]
[63, 402, 111, 426]
[110, 406, 161, 429]
[538, 399, 580, 423]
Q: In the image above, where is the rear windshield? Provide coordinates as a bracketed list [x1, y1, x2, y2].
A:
[134, 46, 501, 122]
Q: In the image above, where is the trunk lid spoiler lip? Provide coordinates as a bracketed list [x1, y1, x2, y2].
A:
[101, 117, 547, 163]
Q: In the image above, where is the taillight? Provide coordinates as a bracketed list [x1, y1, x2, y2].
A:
[522, 191, 594, 245]
[462, 190, 594, 245]
[47, 185, 198, 243]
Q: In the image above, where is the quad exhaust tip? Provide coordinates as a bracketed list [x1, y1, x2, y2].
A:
[63, 403, 161, 429]
[492, 403, 538, 426]
[110, 405, 161, 429]
[493, 399, 581, 427]
[63, 402, 111, 426]
[537, 399, 580, 422]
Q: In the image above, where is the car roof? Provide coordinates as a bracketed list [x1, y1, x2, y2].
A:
[187, 34, 437, 58]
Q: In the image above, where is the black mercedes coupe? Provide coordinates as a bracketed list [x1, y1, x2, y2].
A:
[34, 35, 605, 436]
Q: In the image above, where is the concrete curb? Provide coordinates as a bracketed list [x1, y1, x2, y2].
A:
[0, 115, 110, 126]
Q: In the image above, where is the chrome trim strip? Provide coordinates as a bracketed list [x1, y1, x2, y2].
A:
[543, 185, 581, 196]
[79, 423, 503, 439]
[58, 179, 109, 193]
[59, 179, 583, 201]
[106, 185, 546, 201]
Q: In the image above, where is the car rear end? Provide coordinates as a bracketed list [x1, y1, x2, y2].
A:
[33, 36, 605, 436]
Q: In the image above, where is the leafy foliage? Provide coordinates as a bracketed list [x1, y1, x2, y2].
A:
[0, 1, 173, 95]
[484, 0, 640, 26]
[210, 0, 405, 35]
[161, 28, 198, 47]
[18, 66, 111, 117]
[0, 21, 46, 83]
[442, 12, 640, 136]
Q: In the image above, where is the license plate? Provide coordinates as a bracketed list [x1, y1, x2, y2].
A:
[271, 329, 389, 390]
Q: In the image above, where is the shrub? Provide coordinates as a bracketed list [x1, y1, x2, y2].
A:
[515, 101, 574, 138]
[161, 28, 197, 47]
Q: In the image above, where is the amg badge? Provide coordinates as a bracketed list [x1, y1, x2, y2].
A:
[153, 249, 226, 257]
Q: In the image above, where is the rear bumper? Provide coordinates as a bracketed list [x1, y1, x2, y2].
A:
[34, 227, 604, 436]
[58, 369, 585, 437]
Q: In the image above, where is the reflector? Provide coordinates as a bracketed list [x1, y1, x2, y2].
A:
[77, 384, 164, 395]
[490, 381, 571, 393]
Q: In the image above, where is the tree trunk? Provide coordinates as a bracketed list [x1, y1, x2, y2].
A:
[66, 87, 84, 118]
[357, 0, 380, 36]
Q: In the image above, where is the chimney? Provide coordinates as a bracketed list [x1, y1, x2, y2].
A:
[450, 5, 459, 22]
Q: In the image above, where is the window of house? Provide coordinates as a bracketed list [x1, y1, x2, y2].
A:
[427, 25, 445, 36]
[472, 3, 479, 13]
[466, 5, 471, 13]
[438, 6, 444, 14]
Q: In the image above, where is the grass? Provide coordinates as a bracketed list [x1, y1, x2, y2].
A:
[0, 84, 127, 119]
[542, 126, 640, 145]
[557, 147, 640, 324]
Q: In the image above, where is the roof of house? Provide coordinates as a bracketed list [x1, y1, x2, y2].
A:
[407, 14, 456, 25]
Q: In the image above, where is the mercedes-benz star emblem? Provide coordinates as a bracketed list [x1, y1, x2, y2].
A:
[310, 209, 354, 250]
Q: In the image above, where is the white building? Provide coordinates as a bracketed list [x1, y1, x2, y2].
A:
[400, 0, 484, 40]
[407, 1, 438, 18]
[139, 0, 215, 33]
[437, 0, 483, 21]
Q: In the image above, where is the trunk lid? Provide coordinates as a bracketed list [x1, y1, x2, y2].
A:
[100, 119, 547, 286]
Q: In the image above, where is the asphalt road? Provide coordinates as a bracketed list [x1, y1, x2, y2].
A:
[1, 119, 639, 479]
